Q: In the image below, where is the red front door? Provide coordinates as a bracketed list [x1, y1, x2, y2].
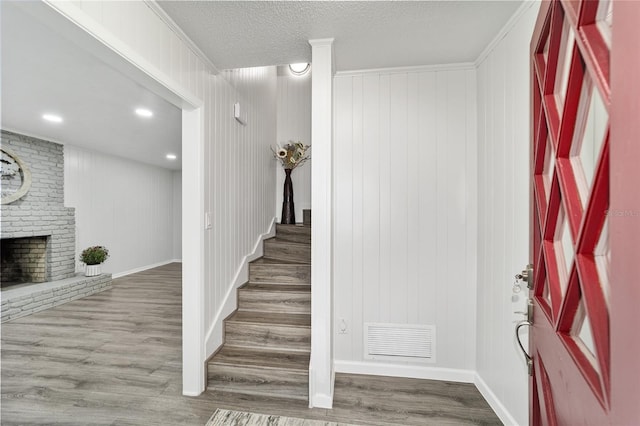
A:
[529, 1, 640, 424]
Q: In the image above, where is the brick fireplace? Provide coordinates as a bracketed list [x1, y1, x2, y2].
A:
[1, 131, 76, 286]
[1, 130, 112, 323]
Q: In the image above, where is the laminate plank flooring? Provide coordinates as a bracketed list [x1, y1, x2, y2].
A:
[1, 263, 500, 425]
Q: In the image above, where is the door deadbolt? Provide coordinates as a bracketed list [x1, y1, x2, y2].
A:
[516, 264, 534, 289]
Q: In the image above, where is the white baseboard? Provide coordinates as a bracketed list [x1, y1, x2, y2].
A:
[111, 259, 180, 279]
[204, 218, 277, 357]
[308, 365, 335, 409]
[311, 393, 334, 409]
[475, 373, 519, 426]
[334, 360, 476, 383]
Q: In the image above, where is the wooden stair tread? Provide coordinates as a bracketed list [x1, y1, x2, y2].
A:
[276, 224, 311, 232]
[209, 346, 309, 371]
[262, 258, 310, 265]
[227, 311, 310, 327]
[241, 283, 310, 293]
[208, 224, 312, 400]
[250, 257, 310, 266]
[265, 237, 310, 245]
[247, 280, 310, 287]
[205, 388, 309, 405]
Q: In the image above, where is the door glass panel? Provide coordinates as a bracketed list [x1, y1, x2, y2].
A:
[596, 0, 613, 47]
[543, 34, 550, 63]
[570, 78, 608, 207]
[580, 314, 596, 356]
[554, 18, 576, 116]
[573, 300, 599, 371]
[537, 261, 552, 309]
[554, 204, 574, 294]
[561, 215, 574, 279]
[543, 136, 556, 195]
[595, 218, 611, 307]
[543, 276, 552, 307]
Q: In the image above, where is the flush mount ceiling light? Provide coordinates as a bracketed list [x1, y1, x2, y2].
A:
[289, 63, 310, 76]
[166, 153, 177, 160]
[135, 108, 153, 118]
[42, 113, 63, 123]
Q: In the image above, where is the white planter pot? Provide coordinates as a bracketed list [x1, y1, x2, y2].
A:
[85, 264, 102, 277]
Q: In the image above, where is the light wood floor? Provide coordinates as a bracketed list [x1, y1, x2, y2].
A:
[1, 263, 500, 425]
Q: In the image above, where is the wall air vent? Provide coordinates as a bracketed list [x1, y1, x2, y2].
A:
[364, 323, 436, 363]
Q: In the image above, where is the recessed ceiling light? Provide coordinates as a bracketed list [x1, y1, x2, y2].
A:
[166, 153, 177, 160]
[42, 113, 63, 123]
[135, 108, 153, 117]
[289, 63, 310, 76]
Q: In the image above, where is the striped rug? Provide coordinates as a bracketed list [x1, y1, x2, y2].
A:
[206, 408, 357, 426]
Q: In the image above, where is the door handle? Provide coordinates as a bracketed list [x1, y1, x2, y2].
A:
[516, 320, 533, 376]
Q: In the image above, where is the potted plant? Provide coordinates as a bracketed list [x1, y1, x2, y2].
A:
[80, 246, 109, 277]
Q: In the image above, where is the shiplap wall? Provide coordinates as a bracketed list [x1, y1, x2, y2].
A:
[64, 145, 176, 276]
[172, 171, 182, 260]
[276, 69, 312, 222]
[475, 4, 538, 425]
[46, 1, 277, 375]
[205, 66, 277, 331]
[333, 68, 478, 376]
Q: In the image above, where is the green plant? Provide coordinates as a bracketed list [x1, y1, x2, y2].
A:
[80, 246, 109, 265]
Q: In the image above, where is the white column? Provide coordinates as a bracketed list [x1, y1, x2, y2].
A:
[308, 38, 334, 408]
[182, 108, 205, 395]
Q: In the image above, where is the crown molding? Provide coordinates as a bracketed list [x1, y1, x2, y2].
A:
[335, 62, 475, 77]
[144, 1, 219, 75]
[474, 0, 538, 67]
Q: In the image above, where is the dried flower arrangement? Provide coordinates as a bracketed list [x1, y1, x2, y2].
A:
[271, 142, 310, 170]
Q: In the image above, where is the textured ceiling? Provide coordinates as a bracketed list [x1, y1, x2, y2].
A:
[1, 2, 182, 171]
[158, 1, 524, 71]
[1, 1, 524, 173]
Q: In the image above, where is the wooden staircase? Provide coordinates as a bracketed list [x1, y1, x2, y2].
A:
[207, 223, 311, 401]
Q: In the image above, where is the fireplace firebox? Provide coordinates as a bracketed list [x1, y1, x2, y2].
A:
[1, 236, 49, 287]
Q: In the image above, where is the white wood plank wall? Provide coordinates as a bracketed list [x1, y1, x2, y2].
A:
[172, 171, 182, 260]
[333, 68, 478, 375]
[50, 1, 277, 359]
[206, 67, 277, 331]
[276, 68, 312, 222]
[64, 146, 177, 276]
[475, 4, 538, 425]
